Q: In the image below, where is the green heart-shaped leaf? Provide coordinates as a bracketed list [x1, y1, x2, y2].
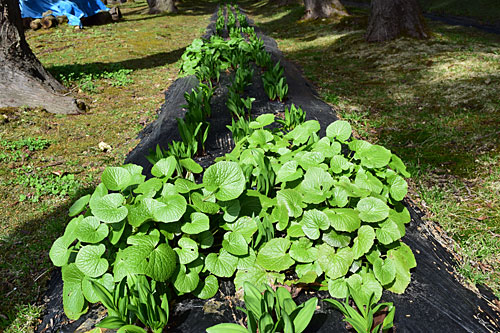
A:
[76, 216, 109, 244]
[90, 193, 128, 223]
[101, 167, 132, 191]
[174, 237, 199, 265]
[256, 238, 294, 272]
[357, 197, 390, 222]
[75, 244, 108, 278]
[203, 161, 245, 201]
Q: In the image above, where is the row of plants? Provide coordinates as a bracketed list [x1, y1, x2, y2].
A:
[50, 4, 414, 332]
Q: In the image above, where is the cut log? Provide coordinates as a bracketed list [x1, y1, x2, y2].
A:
[109, 6, 122, 21]
[56, 15, 68, 25]
[41, 15, 57, 29]
[81, 11, 113, 26]
[22, 17, 32, 29]
[29, 18, 41, 30]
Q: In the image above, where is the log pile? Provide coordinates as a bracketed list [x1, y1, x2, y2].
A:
[23, 6, 122, 30]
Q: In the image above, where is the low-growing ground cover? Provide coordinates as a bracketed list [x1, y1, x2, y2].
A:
[0, 1, 215, 330]
[246, 0, 500, 299]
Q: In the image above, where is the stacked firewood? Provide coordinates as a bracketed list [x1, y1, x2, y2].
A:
[23, 6, 122, 30]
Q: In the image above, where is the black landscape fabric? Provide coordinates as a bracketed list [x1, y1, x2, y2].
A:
[37, 8, 500, 333]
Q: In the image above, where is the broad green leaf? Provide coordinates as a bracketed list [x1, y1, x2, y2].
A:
[301, 209, 329, 240]
[290, 238, 318, 263]
[175, 178, 202, 193]
[329, 187, 348, 208]
[326, 120, 351, 142]
[173, 264, 199, 294]
[376, 219, 404, 245]
[206, 323, 248, 333]
[389, 154, 410, 178]
[298, 167, 334, 204]
[295, 262, 323, 278]
[127, 198, 160, 227]
[180, 158, 203, 173]
[373, 258, 396, 285]
[181, 212, 210, 234]
[203, 161, 245, 201]
[248, 129, 274, 147]
[152, 195, 187, 223]
[76, 216, 109, 244]
[287, 222, 305, 238]
[49, 236, 73, 267]
[388, 174, 408, 201]
[277, 189, 303, 218]
[237, 249, 257, 269]
[174, 237, 199, 264]
[297, 151, 325, 170]
[125, 235, 177, 282]
[285, 120, 320, 145]
[250, 113, 275, 128]
[355, 169, 383, 194]
[352, 225, 375, 259]
[193, 274, 219, 299]
[205, 249, 238, 277]
[222, 231, 248, 256]
[90, 183, 108, 209]
[387, 242, 416, 293]
[199, 230, 214, 249]
[221, 199, 240, 222]
[276, 161, 303, 183]
[117, 325, 147, 333]
[69, 194, 90, 217]
[122, 164, 145, 186]
[151, 156, 177, 179]
[325, 208, 361, 232]
[81, 273, 114, 303]
[75, 244, 108, 278]
[328, 278, 348, 298]
[317, 244, 353, 280]
[191, 191, 220, 214]
[330, 155, 352, 174]
[227, 216, 258, 243]
[357, 197, 390, 222]
[256, 238, 294, 272]
[359, 145, 392, 169]
[61, 264, 86, 320]
[234, 265, 285, 292]
[101, 167, 132, 191]
[322, 229, 351, 248]
[134, 178, 163, 196]
[90, 193, 128, 223]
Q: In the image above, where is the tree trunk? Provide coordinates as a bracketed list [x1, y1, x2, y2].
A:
[366, 0, 429, 42]
[0, 0, 81, 114]
[303, 0, 348, 20]
[146, 0, 177, 14]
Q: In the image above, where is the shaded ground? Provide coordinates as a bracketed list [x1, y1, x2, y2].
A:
[0, 0, 215, 331]
[246, 0, 500, 299]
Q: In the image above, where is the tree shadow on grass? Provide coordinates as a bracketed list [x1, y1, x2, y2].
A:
[46, 46, 186, 80]
[0, 186, 94, 330]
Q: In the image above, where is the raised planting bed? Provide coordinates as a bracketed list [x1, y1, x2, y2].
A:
[37, 5, 500, 333]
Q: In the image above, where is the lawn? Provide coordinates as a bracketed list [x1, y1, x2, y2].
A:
[246, 0, 500, 298]
[0, 0, 215, 330]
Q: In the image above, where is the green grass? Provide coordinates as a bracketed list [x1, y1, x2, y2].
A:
[0, 0, 215, 330]
[247, 0, 500, 297]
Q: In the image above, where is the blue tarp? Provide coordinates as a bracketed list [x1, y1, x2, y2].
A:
[19, 0, 108, 27]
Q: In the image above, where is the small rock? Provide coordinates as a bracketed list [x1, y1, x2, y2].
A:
[98, 142, 112, 152]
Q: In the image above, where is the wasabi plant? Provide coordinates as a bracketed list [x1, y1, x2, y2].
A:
[206, 281, 318, 333]
[325, 285, 395, 333]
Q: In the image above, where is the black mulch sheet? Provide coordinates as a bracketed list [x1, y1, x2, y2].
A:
[36, 7, 500, 333]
